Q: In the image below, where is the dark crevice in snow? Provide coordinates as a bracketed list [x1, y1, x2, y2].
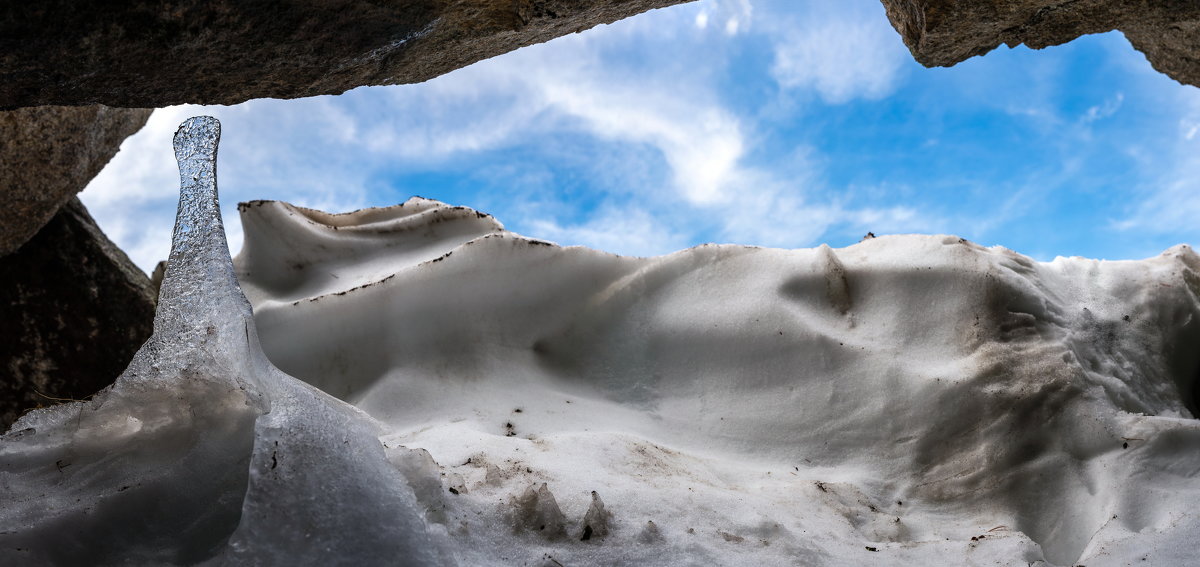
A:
[1189, 359, 1200, 419]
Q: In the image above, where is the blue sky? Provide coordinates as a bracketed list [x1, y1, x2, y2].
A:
[82, 0, 1200, 272]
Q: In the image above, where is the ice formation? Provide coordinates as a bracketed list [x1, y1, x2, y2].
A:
[4, 116, 1200, 566]
[0, 117, 445, 566]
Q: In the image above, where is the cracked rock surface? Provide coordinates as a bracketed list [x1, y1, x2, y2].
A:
[0, 106, 151, 255]
[0, 0, 692, 109]
[880, 0, 1200, 87]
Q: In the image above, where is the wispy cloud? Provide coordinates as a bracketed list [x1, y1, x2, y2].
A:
[692, 0, 754, 35]
[716, 169, 931, 248]
[528, 206, 692, 257]
[1114, 90, 1200, 238]
[1082, 92, 1124, 123]
[766, 2, 908, 103]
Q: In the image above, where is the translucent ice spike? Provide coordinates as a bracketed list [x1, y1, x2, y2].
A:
[155, 116, 255, 342]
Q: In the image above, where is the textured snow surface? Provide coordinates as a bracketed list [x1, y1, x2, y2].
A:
[4, 117, 1200, 566]
[233, 199, 1200, 567]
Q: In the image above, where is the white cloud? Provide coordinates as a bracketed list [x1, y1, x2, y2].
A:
[1114, 90, 1200, 237]
[714, 167, 931, 248]
[767, 2, 908, 103]
[1182, 109, 1200, 141]
[725, 17, 741, 36]
[527, 206, 691, 257]
[1115, 168, 1200, 236]
[1114, 173, 1200, 246]
[535, 78, 744, 205]
[1082, 93, 1124, 123]
[691, 0, 753, 36]
[81, 0, 937, 272]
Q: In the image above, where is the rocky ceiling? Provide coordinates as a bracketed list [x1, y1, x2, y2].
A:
[0, 0, 691, 109]
[880, 0, 1200, 88]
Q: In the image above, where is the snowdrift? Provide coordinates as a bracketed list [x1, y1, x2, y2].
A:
[3, 117, 1199, 566]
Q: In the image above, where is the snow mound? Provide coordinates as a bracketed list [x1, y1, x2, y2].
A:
[234, 198, 1200, 566]
[3, 116, 1200, 566]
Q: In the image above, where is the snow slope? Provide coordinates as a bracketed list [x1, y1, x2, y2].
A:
[234, 196, 1200, 566]
[3, 117, 1199, 566]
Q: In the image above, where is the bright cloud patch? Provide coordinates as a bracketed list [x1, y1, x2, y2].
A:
[768, 3, 909, 103]
[527, 206, 691, 257]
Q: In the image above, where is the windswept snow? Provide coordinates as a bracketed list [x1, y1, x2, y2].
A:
[3, 117, 1200, 566]
[233, 198, 1200, 566]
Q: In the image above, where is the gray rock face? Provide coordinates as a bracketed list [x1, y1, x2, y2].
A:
[0, 0, 692, 109]
[0, 105, 151, 255]
[0, 198, 156, 431]
[880, 0, 1200, 88]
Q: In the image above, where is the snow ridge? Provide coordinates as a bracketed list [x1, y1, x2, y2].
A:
[237, 197, 1200, 566]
